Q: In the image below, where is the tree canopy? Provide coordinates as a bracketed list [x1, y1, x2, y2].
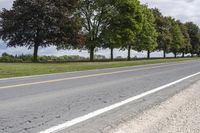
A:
[136, 5, 157, 59]
[177, 21, 191, 57]
[169, 18, 185, 57]
[185, 22, 200, 56]
[152, 9, 173, 58]
[109, 0, 144, 60]
[78, 0, 116, 61]
[0, 0, 84, 62]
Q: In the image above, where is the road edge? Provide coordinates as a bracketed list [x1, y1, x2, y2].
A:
[110, 80, 200, 133]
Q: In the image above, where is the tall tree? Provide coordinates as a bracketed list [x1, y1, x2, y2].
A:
[100, 1, 122, 61]
[152, 9, 172, 58]
[185, 22, 200, 57]
[177, 21, 191, 57]
[101, 29, 121, 61]
[169, 19, 184, 58]
[79, 0, 115, 61]
[136, 5, 157, 59]
[0, 0, 83, 62]
[110, 0, 143, 61]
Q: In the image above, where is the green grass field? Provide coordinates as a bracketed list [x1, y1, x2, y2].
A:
[0, 58, 199, 79]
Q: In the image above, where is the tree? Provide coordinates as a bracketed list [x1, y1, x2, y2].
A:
[79, 0, 115, 61]
[101, 29, 121, 61]
[177, 21, 191, 57]
[100, 2, 122, 61]
[110, 0, 143, 61]
[185, 22, 200, 57]
[152, 9, 172, 58]
[136, 5, 157, 59]
[170, 19, 184, 58]
[0, 0, 83, 62]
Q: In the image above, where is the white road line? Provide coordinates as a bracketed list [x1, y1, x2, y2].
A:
[0, 62, 193, 90]
[38, 71, 200, 133]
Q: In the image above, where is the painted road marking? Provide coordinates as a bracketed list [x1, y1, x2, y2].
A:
[38, 71, 200, 133]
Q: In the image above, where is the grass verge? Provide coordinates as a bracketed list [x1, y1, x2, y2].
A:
[0, 57, 199, 79]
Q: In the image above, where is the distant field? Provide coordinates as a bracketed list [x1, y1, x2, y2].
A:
[0, 58, 199, 79]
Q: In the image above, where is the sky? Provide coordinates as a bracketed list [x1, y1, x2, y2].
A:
[0, 0, 198, 57]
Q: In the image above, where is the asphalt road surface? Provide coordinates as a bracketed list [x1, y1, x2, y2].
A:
[0, 60, 200, 133]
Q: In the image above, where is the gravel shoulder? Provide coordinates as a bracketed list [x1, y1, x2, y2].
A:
[110, 80, 200, 133]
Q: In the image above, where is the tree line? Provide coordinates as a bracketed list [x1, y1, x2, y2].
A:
[0, 0, 200, 62]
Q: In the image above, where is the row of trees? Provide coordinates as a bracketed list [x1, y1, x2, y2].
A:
[0, 0, 200, 62]
[153, 9, 200, 58]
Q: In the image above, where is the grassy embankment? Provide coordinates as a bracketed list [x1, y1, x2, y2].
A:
[0, 57, 199, 79]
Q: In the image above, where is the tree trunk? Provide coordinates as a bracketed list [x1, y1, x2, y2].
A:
[182, 52, 185, 58]
[174, 52, 177, 58]
[163, 50, 166, 58]
[198, 52, 200, 57]
[110, 47, 114, 61]
[33, 44, 39, 62]
[147, 50, 150, 59]
[191, 51, 194, 57]
[127, 45, 131, 61]
[90, 46, 95, 62]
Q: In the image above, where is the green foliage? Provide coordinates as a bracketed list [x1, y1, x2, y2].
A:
[152, 9, 172, 55]
[169, 19, 185, 57]
[0, 0, 84, 62]
[135, 5, 158, 52]
[177, 21, 191, 55]
[110, 0, 143, 47]
[79, 0, 115, 61]
[185, 22, 200, 56]
[0, 52, 14, 62]
[108, 0, 144, 60]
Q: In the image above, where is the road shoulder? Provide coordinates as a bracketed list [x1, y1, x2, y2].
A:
[110, 80, 200, 133]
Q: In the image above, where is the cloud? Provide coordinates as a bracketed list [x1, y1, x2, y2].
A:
[141, 0, 200, 26]
[0, 0, 13, 10]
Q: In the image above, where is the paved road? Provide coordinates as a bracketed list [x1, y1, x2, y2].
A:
[0, 60, 200, 133]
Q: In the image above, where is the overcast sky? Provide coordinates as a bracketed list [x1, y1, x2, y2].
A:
[0, 0, 198, 57]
